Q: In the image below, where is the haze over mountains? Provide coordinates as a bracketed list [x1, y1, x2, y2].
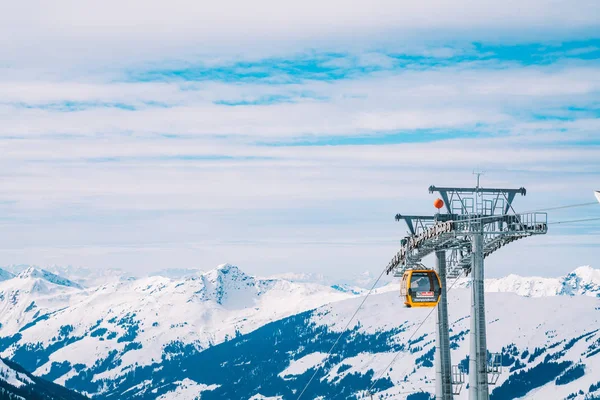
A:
[3, 263, 599, 297]
[0, 263, 599, 399]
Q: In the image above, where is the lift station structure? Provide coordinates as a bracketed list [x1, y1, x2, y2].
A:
[385, 183, 548, 400]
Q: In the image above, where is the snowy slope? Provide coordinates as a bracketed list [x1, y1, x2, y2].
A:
[304, 288, 600, 400]
[0, 357, 88, 399]
[0, 268, 15, 282]
[38, 281, 599, 400]
[0, 263, 357, 395]
[0, 358, 34, 389]
[0, 264, 599, 399]
[454, 265, 600, 297]
[2, 265, 132, 288]
[0, 268, 88, 334]
[16, 267, 83, 289]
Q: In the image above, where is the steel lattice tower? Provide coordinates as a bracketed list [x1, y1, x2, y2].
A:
[387, 183, 547, 400]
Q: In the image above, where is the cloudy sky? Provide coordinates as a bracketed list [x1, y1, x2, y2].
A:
[1, 0, 599, 279]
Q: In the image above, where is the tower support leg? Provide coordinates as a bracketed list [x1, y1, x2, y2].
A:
[469, 232, 489, 400]
[435, 250, 453, 400]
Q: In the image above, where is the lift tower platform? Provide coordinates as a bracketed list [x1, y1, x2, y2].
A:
[387, 184, 547, 400]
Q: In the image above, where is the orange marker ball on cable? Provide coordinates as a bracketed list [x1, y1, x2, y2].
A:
[434, 198, 444, 210]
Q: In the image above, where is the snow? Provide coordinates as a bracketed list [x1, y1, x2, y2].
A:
[309, 286, 600, 399]
[156, 379, 219, 399]
[150, 268, 204, 279]
[1, 263, 600, 398]
[267, 269, 390, 292]
[570, 265, 600, 285]
[0, 271, 88, 333]
[16, 267, 83, 289]
[0, 268, 15, 282]
[452, 265, 600, 297]
[279, 352, 329, 378]
[1, 264, 357, 386]
[323, 352, 383, 383]
[483, 274, 562, 297]
[268, 272, 328, 284]
[0, 359, 34, 388]
[3, 265, 131, 287]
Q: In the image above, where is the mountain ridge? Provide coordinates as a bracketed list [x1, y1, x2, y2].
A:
[1, 263, 599, 399]
[453, 265, 600, 297]
[0, 263, 358, 391]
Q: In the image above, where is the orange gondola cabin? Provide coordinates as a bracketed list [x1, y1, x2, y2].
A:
[400, 269, 442, 307]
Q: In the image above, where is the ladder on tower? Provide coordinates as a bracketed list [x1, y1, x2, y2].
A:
[452, 364, 465, 395]
[487, 353, 502, 385]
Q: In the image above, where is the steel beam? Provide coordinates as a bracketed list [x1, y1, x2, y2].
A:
[435, 250, 453, 400]
[469, 231, 489, 400]
[429, 186, 526, 196]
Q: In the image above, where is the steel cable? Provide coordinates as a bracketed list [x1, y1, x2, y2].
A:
[295, 262, 389, 400]
[367, 271, 465, 396]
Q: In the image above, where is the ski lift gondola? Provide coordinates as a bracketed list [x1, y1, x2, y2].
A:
[400, 268, 442, 308]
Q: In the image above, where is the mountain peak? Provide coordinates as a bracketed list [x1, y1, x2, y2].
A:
[0, 267, 15, 282]
[16, 267, 83, 289]
[570, 265, 600, 281]
[560, 265, 600, 296]
[16, 266, 37, 278]
[208, 264, 249, 280]
[197, 264, 255, 307]
[215, 263, 237, 273]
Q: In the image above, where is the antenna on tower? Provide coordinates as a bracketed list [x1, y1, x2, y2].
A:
[473, 170, 485, 189]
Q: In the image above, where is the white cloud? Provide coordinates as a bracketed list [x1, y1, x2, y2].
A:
[2, 0, 599, 68]
[1, 63, 599, 139]
[0, 4, 599, 275]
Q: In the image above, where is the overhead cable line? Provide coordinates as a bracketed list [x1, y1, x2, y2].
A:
[548, 217, 600, 225]
[532, 201, 599, 212]
[429, 201, 599, 225]
[367, 271, 465, 396]
[295, 263, 389, 400]
[367, 308, 437, 395]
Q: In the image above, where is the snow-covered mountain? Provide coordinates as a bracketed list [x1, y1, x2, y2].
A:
[0, 267, 87, 335]
[269, 269, 387, 293]
[15, 267, 83, 290]
[1, 265, 132, 288]
[149, 268, 204, 280]
[0, 268, 15, 282]
[0, 357, 88, 399]
[0, 263, 356, 396]
[454, 265, 600, 298]
[0, 264, 599, 399]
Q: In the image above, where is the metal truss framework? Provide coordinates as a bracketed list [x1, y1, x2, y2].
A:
[387, 185, 548, 400]
[388, 187, 547, 278]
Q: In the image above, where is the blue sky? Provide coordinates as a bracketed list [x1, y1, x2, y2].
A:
[0, 0, 599, 279]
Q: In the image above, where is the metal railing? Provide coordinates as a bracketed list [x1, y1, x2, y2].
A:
[388, 212, 548, 277]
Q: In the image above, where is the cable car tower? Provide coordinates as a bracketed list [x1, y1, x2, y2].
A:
[385, 180, 548, 400]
